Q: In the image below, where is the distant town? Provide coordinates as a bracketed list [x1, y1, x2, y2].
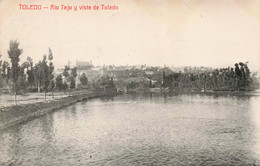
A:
[57, 59, 260, 93]
[58, 59, 216, 91]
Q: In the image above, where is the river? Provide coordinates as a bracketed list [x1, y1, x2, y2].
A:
[1, 93, 260, 165]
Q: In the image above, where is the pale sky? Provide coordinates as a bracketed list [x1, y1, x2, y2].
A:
[0, 0, 260, 70]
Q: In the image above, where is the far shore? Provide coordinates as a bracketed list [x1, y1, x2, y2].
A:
[127, 88, 260, 96]
[194, 89, 260, 96]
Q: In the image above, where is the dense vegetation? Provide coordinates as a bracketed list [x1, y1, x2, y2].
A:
[163, 62, 259, 92]
[0, 40, 92, 104]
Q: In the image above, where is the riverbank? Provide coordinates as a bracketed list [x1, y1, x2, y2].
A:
[0, 90, 118, 131]
[194, 90, 260, 96]
[126, 89, 260, 98]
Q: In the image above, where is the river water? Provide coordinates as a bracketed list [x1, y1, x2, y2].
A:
[1, 93, 260, 165]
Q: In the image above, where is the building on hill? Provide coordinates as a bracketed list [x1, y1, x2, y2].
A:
[76, 60, 93, 70]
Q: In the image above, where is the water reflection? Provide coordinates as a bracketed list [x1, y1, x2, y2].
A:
[0, 93, 260, 165]
[0, 113, 57, 165]
[250, 96, 260, 158]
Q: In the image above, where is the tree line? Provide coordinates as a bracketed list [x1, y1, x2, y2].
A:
[163, 62, 259, 92]
[0, 40, 89, 104]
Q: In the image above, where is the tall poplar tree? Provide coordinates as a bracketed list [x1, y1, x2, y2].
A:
[8, 40, 23, 105]
[48, 48, 55, 98]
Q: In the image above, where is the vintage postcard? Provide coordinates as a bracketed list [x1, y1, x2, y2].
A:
[0, 0, 260, 165]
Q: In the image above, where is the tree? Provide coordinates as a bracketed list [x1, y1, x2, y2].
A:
[55, 74, 63, 90]
[244, 62, 251, 88]
[240, 63, 246, 88]
[149, 79, 152, 88]
[234, 63, 242, 90]
[1, 61, 10, 83]
[48, 48, 55, 98]
[71, 67, 77, 79]
[42, 55, 50, 101]
[34, 61, 43, 93]
[98, 76, 114, 91]
[70, 79, 76, 90]
[79, 73, 88, 86]
[7, 66, 11, 84]
[70, 67, 77, 90]
[2, 61, 7, 77]
[63, 82, 68, 92]
[62, 65, 70, 91]
[26, 56, 35, 88]
[162, 71, 166, 88]
[8, 40, 23, 105]
[50, 80, 55, 97]
[63, 65, 70, 79]
[18, 62, 29, 94]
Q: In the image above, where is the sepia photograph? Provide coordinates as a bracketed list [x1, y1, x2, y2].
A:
[0, 0, 260, 165]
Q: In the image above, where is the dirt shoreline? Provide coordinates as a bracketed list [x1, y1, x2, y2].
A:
[0, 91, 118, 131]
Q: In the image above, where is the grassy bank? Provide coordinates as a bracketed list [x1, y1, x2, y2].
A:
[0, 90, 118, 131]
